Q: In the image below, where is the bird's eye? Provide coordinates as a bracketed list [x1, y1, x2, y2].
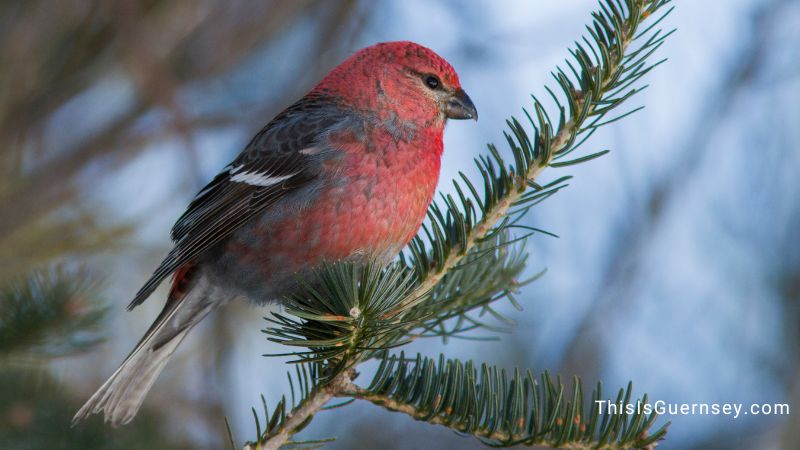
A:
[424, 75, 441, 90]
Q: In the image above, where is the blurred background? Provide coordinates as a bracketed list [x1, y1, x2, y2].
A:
[1, 0, 798, 448]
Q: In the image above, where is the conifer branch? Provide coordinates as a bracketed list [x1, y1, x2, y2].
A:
[0, 268, 106, 360]
[244, 369, 354, 450]
[336, 353, 668, 449]
[246, 1, 675, 448]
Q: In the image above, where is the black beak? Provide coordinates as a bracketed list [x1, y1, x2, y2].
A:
[445, 88, 478, 121]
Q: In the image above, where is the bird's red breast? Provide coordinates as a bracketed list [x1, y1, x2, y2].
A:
[235, 118, 443, 277]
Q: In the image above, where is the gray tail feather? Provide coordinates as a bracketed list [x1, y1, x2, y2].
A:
[72, 277, 220, 427]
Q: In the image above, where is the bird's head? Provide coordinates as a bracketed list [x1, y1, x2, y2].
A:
[314, 41, 477, 127]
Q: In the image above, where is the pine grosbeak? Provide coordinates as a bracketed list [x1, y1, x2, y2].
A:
[74, 41, 477, 426]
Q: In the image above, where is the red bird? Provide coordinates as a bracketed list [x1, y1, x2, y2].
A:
[73, 41, 477, 426]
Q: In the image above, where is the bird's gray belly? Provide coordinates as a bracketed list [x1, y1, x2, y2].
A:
[197, 177, 389, 305]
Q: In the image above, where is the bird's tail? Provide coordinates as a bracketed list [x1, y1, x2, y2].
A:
[72, 270, 222, 427]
